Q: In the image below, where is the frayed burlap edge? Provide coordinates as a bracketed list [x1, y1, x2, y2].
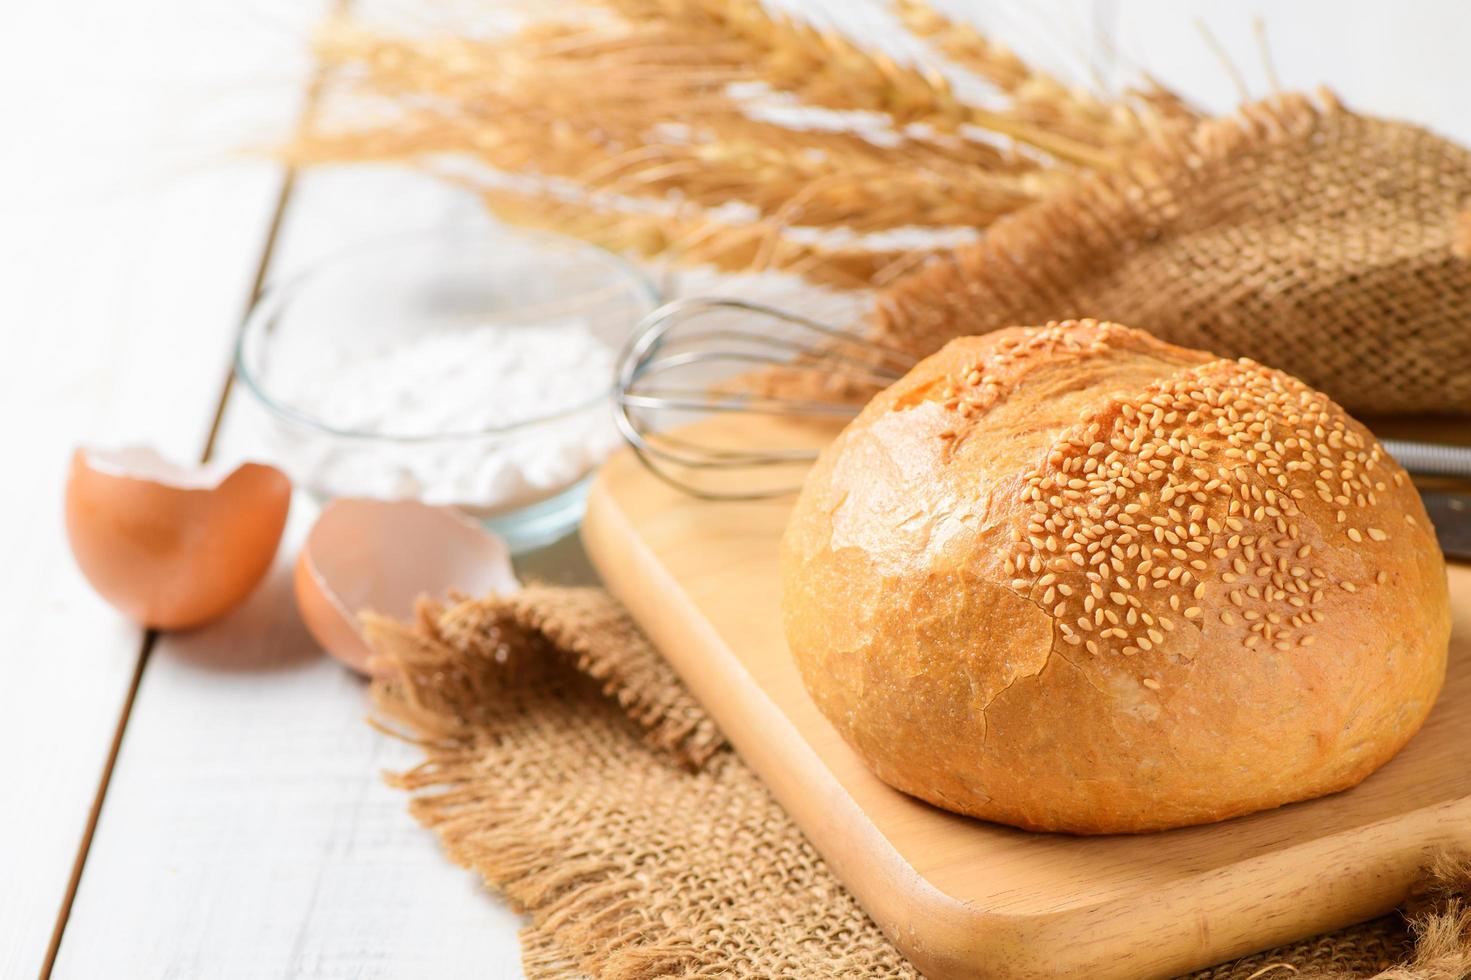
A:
[365, 586, 1471, 979]
[363, 585, 724, 769]
[362, 586, 732, 980]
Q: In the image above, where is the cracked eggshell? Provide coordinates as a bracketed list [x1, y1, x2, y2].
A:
[294, 498, 518, 675]
[64, 447, 292, 630]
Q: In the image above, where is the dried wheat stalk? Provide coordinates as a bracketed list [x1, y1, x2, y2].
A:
[893, 0, 1199, 145]
[471, 185, 935, 290]
[293, 0, 1196, 287]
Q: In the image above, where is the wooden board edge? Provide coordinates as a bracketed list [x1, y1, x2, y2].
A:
[581, 460, 1471, 979]
[581, 468, 978, 974]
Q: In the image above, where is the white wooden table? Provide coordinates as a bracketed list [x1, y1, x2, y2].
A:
[6, 2, 1468, 976]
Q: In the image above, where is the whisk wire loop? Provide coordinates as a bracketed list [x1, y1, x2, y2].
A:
[612, 298, 1471, 502]
[613, 297, 906, 499]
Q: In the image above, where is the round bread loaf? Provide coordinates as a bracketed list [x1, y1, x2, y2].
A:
[780, 320, 1450, 834]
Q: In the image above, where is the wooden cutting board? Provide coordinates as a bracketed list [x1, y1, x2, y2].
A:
[581, 415, 1471, 980]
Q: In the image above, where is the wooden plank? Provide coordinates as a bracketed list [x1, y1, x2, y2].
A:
[581, 413, 1471, 980]
[52, 170, 537, 978]
[51, 508, 532, 980]
[0, 1, 307, 975]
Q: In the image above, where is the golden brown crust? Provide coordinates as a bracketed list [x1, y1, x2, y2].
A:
[780, 320, 1450, 834]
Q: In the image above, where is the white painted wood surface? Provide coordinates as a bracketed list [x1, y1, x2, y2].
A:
[53, 171, 534, 980]
[0, 0, 304, 975]
[50, 512, 532, 980]
[9, 2, 1469, 978]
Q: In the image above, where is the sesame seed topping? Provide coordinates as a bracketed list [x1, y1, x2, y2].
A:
[992, 325, 1410, 663]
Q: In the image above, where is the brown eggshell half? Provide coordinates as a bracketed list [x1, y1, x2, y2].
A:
[294, 498, 518, 675]
[64, 447, 292, 630]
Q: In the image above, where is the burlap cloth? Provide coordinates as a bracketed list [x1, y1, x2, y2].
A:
[875, 91, 1471, 416]
[363, 585, 1471, 979]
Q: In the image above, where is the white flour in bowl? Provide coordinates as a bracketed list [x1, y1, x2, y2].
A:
[261, 320, 622, 513]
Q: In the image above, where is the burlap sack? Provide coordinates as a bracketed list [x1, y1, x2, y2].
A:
[876, 91, 1471, 416]
[364, 585, 1471, 979]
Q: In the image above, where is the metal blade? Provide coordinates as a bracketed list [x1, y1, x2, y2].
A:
[1421, 490, 1471, 562]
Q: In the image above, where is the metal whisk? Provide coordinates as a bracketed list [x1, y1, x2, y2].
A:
[613, 297, 914, 499]
[613, 298, 1471, 501]
[1379, 439, 1471, 480]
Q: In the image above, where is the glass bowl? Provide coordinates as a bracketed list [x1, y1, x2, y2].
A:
[234, 224, 660, 553]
